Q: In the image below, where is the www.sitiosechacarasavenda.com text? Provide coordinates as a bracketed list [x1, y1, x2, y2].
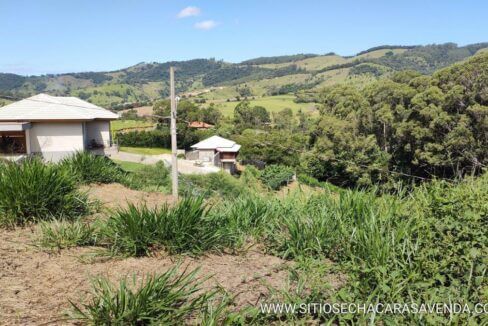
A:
[260, 302, 488, 315]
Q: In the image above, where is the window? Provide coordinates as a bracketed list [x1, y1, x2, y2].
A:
[0, 131, 27, 154]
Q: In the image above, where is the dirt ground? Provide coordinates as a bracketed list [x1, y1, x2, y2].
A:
[81, 183, 175, 209]
[0, 183, 343, 325]
[119, 106, 153, 117]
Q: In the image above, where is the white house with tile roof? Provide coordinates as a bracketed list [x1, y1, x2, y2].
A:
[0, 94, 118, 161]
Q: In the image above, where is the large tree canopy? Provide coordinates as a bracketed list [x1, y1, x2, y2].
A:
[302, 53, 488, 186]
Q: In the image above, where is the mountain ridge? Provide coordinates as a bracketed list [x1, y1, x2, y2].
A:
[1, 42, 487, 109]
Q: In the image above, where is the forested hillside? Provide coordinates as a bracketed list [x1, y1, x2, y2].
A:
[0, 42, 486, 109]
[233, 52, 488, 187]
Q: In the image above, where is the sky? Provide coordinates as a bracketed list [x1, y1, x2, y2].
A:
[0, 0, 487, 75]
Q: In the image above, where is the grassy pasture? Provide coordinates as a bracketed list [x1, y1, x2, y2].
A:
[119, 146, 172, 155]
[113, 160, 146, 172]
[209, 95, 318, 117]
[111, 120, 154, 132]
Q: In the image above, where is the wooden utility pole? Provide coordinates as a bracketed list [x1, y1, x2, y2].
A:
[170, 67, 178, 200]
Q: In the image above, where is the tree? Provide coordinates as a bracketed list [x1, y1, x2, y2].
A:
[201, 103, 222, 125]
[252, 106, 271, 126]
[235, 129, 307, 167]
[233, 101, 271, 131]
[307, 52, 488, 185]
[273, 108, 293, 130]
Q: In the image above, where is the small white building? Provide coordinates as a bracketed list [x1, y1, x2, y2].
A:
[0, 94, 118, 162]
[189, 135, 241, 174]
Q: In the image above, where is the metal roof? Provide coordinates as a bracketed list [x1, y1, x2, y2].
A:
[191, 135, 240, 151]
[0, 94, 119, 121]
[0, 122, 31, 131]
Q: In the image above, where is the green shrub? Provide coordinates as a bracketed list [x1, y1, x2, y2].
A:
[116, 129, 171, 148]
[215, 194, 280, 240]
[100, 197, 235, 256]
[60, 152, 126, 184]
[261, 175, 488, 324]
[38, 219, 96, 249]
[122, 161, 170, 191]
[0, 159, 89, 226]
[180, 172, 248, 198]
[259, 164, 294, 190]
[297, 173, 321, 187]
[70, 266, 215, 324]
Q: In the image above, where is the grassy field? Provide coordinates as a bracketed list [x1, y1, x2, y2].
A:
[71, 83, 149, 108]
[209, 95, 318, 117]
[119, 146, 172, 155]
[111, 120, 154, 132]
[113, 160, 146, 172]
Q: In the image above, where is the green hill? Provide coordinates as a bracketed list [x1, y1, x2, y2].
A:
[0, 42, 486, 109]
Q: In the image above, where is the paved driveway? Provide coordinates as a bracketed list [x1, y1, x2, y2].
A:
[110, 151, 220, 175]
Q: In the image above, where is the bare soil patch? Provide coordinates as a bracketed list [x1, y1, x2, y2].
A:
[0, 184, 344, 325]
[120, 105, 153, 117]
[82, 183, 174, 209]
[0, 228, 294, 325]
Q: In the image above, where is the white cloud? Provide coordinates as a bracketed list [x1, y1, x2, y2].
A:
[177, 6, 201, 18]
[194, 20, 219, 30]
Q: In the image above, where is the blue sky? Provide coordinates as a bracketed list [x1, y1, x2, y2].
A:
[0, 0, 487, 75]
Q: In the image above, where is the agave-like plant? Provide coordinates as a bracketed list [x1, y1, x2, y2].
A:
[100, 197, 236, 256]
[60, 151, 126, 185]
[70, 265, 217, 325]
[38, 219, 96, 249]
[0, 158, 89, 226]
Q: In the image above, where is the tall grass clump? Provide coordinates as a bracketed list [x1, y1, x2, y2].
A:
[180, 172, 249, 198]
[0, 159, 89, 226]
[259, 164, 294, 190]
[121, 161, 170, 191]
[100, 197, 235, 256]
[70, 266, 216, 325]
[261, 175, 488, 324]
[213, 194, 288, 243]
[60, 151, 126, 184]
[267, 189, 412, 266]
[38, 219, 96, 249]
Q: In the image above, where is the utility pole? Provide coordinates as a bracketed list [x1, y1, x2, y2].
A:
[170, 67, 178, 200]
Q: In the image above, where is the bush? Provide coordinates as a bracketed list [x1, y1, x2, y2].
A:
[116, 129, 171, 148]
[297, 173, 322, 187]
[260, 175, 488, 324]
[180, 172, 248, 198]
[0, 159, 89, 226]
[60, 152, 126, 184]
[122, 161, 170, 191]
[99, 197, 235, 256]
[70, 266, 215, 324]
[38, 219, 96, 249]
[259, 164, 294, 190]
[214, 194, 279, 240]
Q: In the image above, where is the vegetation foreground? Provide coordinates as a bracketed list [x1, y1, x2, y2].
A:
[0, 154, 486, 324]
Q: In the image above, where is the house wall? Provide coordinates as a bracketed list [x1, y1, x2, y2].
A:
[29, 122, 84, 162]
[85, 120, 111, 147]
[198, 149, 216, 162]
